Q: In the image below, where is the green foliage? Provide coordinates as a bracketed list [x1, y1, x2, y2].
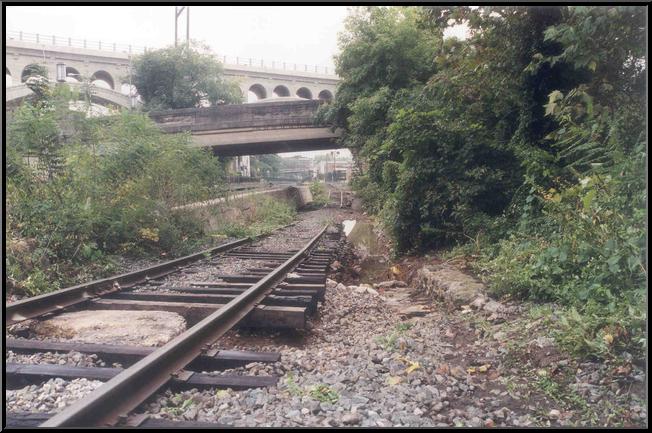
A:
[309, 181, 329, 206]
[250, 154, 281, 178]
[285, 373, 304, 397]
[6, 88, 228, 297]
[374, 322, 413, 351]
[21, 63, 49, 81]
[208, 195, 296, 239]
[132, 42, 242, 110]
[309, 384, 339, 404]
[330, 6, 646, 359]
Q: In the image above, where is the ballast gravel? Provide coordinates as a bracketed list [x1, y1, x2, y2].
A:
[6, 378, 104, 414]
[6, 350, 111, 368]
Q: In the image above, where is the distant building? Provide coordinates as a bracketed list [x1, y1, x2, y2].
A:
[316, 160, 353, 182]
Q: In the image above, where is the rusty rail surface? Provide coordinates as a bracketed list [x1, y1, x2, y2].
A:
[40, 225, 328, 427]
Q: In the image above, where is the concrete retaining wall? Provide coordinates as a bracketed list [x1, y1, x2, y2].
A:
[176, 186, 313, 232]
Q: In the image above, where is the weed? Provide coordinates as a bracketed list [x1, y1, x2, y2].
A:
[309, 181, 329, 206]
[395, 322, 414, 332]
[309, 384, 339, 404]
[285, 373, 303, 397]
[533, 374, 595, 421]
[374, 322, 413, 351]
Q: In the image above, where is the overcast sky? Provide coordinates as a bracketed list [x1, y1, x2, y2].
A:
[6, 6, 351, 70]
[5, 6, 466, 158]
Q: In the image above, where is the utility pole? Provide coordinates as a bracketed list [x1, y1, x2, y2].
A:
[175, 6, 190, 48]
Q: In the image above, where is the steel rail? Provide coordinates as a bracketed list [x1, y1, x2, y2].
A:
[5, 223, 296, 327]
[5, 238, 248, 326]
[41, 225, 328, 427]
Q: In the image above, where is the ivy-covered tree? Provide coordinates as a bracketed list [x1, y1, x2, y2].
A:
[132, 42, 243, 110]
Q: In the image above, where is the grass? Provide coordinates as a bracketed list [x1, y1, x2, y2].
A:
[285, 373, 303, 397]
[284, 374, 339, 404]
[374, 322, 414, 351]
[161, 393, 195, 416]
[309, 181, 330, 206]
[309, 384, 339, 404]
[532, 372, 599, 423]
[207, 195, 297, 239]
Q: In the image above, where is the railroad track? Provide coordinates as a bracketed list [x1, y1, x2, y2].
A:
[5, 223, 343, 427]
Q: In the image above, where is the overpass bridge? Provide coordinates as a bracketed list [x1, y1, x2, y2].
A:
[149, 98, 343, 156]
[5, 31, 339, 105]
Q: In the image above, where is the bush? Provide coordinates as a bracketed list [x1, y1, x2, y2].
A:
[329, 6, 646, 360]
[6, 90, 228, 297]
[309, 181, 329, 206]
[473, 152, 646, 358]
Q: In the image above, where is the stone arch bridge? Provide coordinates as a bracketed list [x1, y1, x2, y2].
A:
[5, 32, 339, 107]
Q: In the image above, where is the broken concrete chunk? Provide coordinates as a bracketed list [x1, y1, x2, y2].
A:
[416, 264, 486, 307]
[366, 287, 379, 296]
[470, 295, 488, 309]
[482, 300, 505, 314]
[329, 261, 342, 271]
[374, 280, 408, 289]
[398, 305, 429, 318]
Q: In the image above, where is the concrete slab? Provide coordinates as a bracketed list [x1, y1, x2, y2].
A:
[32, 310, 187, 347]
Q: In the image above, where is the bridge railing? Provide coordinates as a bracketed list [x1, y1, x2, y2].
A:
[6, 30, 337, 76]
[6, 30, 146, 54]
[215, 54, 333, 76]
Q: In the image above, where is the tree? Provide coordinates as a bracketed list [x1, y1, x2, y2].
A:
[132, 42, 243, 110]
[251, 154, 282, 178]
[21, 63, 49, 81]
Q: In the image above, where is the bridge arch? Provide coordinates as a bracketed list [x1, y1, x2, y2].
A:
[65, 66, 81, 82]
[5, 67, 12, 87]
[90, 70, 115, 90]
[296, 87, 312, 100]
[318, 89, 333, 101]
[21, 63, 48, 82]
[273, 85, 290, 97]
[248, 83, 267, 102]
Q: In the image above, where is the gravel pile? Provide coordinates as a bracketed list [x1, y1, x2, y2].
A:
[6, 378, 104, 413]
